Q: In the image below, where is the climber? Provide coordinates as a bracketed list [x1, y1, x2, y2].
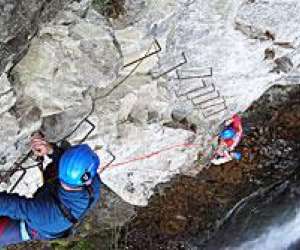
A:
[211, 114, 243, 165]
[0, 133, 101, 247]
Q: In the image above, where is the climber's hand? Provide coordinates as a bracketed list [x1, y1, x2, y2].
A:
[224, 118, 233, 127]
[31, 133, 53, 156]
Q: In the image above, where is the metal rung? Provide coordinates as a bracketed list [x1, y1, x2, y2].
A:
[193, 94, 220, 106]
[189, 84, 216, 101]
[200, 96, 227, 110]
[7, 150, 42, 193]
[200, 100, 226, 110]
[176, 67, 213, 80]
[189, 88, 216, 100]
[190, 88, 216, 102]
[175, 79, 207, 97]
[61, 117, 96, 144]
[193, 90, 221, 105]
[78, 118, 96, 144]
[203, 107, 227, 118]
[123, 39, 162, 68]
[9, 167, 26, 193]
[151, 52, 187, 79]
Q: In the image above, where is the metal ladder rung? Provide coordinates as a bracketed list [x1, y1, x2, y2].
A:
[123, 39, 162, 68]
[176, 67, 213, 80]
[176, 79, 207, 97]
[189, 85, 216, 102]
[9, 167, 26, 193]
[200, 100, 226, 110]
[151, 52, 187, 79]
[193, 90, 221, 105]
[78, 118, 96, 144]
[203, 107, 227, 118]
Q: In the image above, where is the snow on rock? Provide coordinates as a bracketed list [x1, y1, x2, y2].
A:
[2, 0, 300, 204]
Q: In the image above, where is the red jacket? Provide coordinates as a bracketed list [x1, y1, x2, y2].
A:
[224, 115, 242, 149]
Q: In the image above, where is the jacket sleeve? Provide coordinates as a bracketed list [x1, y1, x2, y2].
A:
[0, 190, 51, 221]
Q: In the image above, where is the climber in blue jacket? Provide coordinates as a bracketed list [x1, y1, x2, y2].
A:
[0, 133, 101, 246]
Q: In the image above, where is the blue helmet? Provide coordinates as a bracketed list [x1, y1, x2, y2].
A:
[231, 151, 242, 161]
[59, 144, 100, 187]
[220, 128, 236, 139]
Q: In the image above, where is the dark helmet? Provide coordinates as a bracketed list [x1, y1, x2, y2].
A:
[59, 144, 100, 187]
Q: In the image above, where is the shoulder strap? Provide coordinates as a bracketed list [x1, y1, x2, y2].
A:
[49, 186, 79, 225]
[85, 185, 95, 211]
[50, 184, 95, 226]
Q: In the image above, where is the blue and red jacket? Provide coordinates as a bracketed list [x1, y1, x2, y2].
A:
[0, 144, 101, 239]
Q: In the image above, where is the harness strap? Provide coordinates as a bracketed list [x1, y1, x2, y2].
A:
[51, 191, 79, 225]
[50, 184, 94, 227]
[85, 185, 95, 210]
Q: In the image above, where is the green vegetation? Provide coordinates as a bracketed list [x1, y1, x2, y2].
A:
[71, 240, 96, 250]
[92, 0, 125, 18]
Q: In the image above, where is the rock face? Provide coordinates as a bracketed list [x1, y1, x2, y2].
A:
[0, 0, 73, 74]
[1, 0, 300, 205]
[0, 0, 77, 196]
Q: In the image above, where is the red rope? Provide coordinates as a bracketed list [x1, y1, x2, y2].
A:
[101, 143, 201, 172]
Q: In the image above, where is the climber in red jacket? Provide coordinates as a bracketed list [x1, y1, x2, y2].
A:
[211, 114, 243, 165]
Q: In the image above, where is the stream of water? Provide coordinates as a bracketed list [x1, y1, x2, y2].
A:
[205, 171, 300, 250]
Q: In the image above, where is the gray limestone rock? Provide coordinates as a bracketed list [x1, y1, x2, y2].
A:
[0, 73, 15, 115]
[11, 8, 121, 140]
[1, 0, 300, 205]
[0, 0, 74, 75]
